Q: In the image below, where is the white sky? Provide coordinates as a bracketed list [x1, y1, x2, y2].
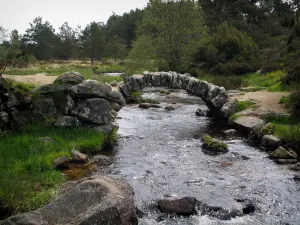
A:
[0, 0, 149, 34]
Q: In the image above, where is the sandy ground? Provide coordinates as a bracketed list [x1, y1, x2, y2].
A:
[3, 74, 58, 85]
[233, 91, 290, 114]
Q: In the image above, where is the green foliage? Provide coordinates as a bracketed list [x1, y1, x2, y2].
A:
[129, 0, 207, 72]
[6, 79, 37, 96]
[202, 134, 228, 151]
[282, 64, 300, 85]
[236, 100, 255, 112]
[289, 91, 300, 118]
[80, 22, 105, 63]
[0, 123, 107, 214]
[105, 36, 127, 62]
[211, 61, 254, 75]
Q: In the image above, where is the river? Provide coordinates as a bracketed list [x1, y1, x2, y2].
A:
[102, 88, 300, 225]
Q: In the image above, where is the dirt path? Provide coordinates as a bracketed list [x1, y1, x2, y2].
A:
[233, 91, 290, 114]
[3, 74, 58, 85]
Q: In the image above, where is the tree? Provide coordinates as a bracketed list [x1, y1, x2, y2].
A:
[57, 22, 78, 59]
[129, 0, 207, 72]
[23, 17, 59, 60]
[80, 22, 105, 63]
[105, 36, 127, 62]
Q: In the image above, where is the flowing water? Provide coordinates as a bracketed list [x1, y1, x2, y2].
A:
[102, 88, 300, 225]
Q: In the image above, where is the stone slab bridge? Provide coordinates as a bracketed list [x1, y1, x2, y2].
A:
[118, 71, 237, 120]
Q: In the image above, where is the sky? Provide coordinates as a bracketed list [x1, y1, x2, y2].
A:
[0, 0, 149, 34]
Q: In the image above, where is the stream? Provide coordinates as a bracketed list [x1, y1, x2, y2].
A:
[102, 88, 300, 225]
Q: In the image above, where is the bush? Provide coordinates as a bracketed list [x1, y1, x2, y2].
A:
[212, 61, 253, 75]
[282, 65, 300, 85]
[290, 91, 300, 118]
[260, 61, 283, 75]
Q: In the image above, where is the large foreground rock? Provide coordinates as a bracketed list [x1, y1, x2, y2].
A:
[232, 116, 265, 133]
[70, 80, 112, 99]
[2, 176, 138, 225]
[70, 98, 111, 125]
[54, 72, 84, 85]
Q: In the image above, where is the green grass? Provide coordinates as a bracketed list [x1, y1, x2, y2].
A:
[236, 100, 255, 112]
[0, 123, 107, 215]
[6, 79, 37, 96]
[262, 113, 300, 153]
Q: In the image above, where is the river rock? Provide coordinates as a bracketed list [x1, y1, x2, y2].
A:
[70, 98, 111, 125]
[7, 94, 20, 108]
[71, 150, 88, 163]
[293, 174, 300, 181]
[54, 116, 81, 127]
[139, 103, 152, 109]
[54, 156, 69, 169]
[232, 116, 265, 133]
[220, 99, 237, 117]
[54, 72, 84, 85]
[195, 108, 211, 117]
[2, 176, 138, 225]
[165, 104, 181, 111]
[70, 80, 112, 99]
[202, 135, 228, 154]
[289, 163, 300, 171]
[274, 159, 298, 165]
[222, 129, 237, 136]
[157, 197, 196, 216]
[196, 201, 243, 221]
[261, 135, 281, 149]
[270, 146, 298, 159]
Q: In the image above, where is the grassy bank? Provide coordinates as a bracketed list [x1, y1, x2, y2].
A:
[0, 123, 109, 216]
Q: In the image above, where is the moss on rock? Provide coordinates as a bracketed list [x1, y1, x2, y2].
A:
[202, 135, 228, 153]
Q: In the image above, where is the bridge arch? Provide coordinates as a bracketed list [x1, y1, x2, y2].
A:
[118, 72, 236, 120]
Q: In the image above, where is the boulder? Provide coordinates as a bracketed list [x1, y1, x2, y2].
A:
[139, 103, 152, 109]
[2, 176, 138, 225]
[274, 159, 298, 165]
[293, 174, 300, 181]
[261, 135, 281, 149]
[54, 72, 84, 85]
[70, 80, 112, 99]
[270, 146, 298, 159]
[7, 94, 20, 108]
[220, 99, 237, 118]
[211, 87, 229, 109]
[53, 95, 74, 114]
[71, 150, 88, 163]
[165, 104, 181, 111]
[127, 76, 141, 91]
[0, 111, 9, 123]
[151, 72, 162, 87]
[195, 108, 211, 117]
[202, 135, 228, 154]
[54, 116, 81, 127]
[32, 96, 57, 116]
[132, 74, 146, 89]
[111, 102, 122, 112]
[33, 84, 73, 95]
[119, 83, 131, 98]
[70, 98, 111, 125]
[107, 90, 126, 106]
[54, 156, 69, 169]
[232, 116, 265, 133]
[157, 197, 196, 216]
[94, 119, 119, 135]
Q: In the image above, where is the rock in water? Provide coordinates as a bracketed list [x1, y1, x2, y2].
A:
[71, 150, 88, 163]
[139, 103, 153, 109]
[165, 104, 181, 111]
[270, 146, 298, 159]
[2, 176, 138, 225]
[261, 135, 281, 149]
[202, 135, 228, 154]
[157, 197, 196, 216]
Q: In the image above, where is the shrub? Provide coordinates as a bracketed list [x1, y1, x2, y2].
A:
[212, 61, 253, 75]
[260, 61, 283, 75]
[282, 65, 300, 85]
[289, 91, 300, 118]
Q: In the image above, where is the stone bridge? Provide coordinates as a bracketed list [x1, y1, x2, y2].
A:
[118, 71, 237, 120]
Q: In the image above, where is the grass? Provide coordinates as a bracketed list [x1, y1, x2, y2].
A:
[0, 123, 108, 216]
[262, 113, 300, 153]
[236, 100, 255, 112]
[6, 79, 37, 96]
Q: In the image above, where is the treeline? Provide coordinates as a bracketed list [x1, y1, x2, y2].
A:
[1, 0, 300, 77]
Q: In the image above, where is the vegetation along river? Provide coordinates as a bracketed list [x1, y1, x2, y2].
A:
[100, 88, 300, 225]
